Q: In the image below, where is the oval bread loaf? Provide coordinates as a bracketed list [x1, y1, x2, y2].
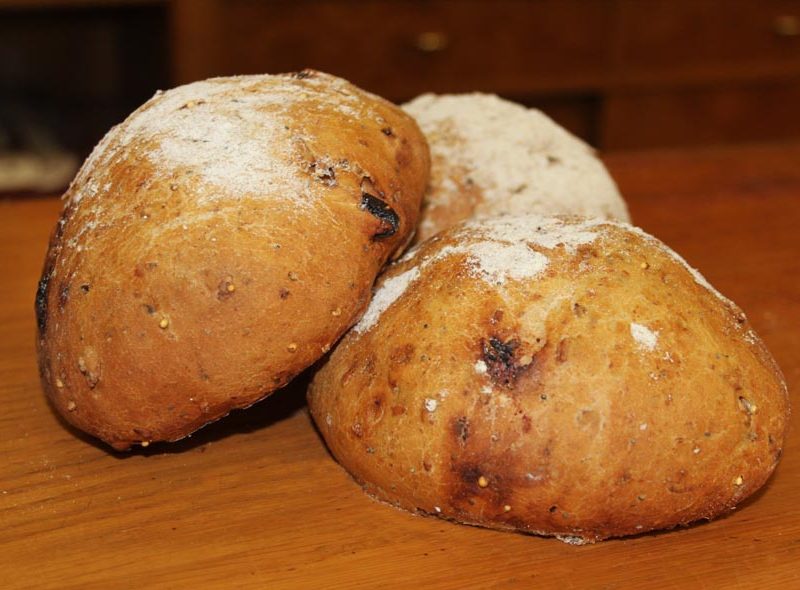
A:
[308, 215, 788, 543]
[403, 94, 630, 243]
[36, 70, 430, 450]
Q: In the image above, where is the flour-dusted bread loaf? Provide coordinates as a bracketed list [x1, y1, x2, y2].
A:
[308, 215, 788, 543]
[403, 94, 630, 243]
[36, 70, 430, 450]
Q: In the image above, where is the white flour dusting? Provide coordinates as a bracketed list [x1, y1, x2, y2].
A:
[630, 323, 659, 352]
[69, 73, 377, 208]
[353, 267, 421, 333]
[462, 241, 549, 284]
[403, 93, 629, 239]
[354, 215, 603, 333]
[432, 215, 602, 285]
[461, 216, 601, 253]
[434, 242, 549, 286]
[355, 215, 741, 339]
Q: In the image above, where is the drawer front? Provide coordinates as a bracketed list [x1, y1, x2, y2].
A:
[220, 0, 614, 101]
[602, 81, 800, 149]
[617, 0, 800, 74]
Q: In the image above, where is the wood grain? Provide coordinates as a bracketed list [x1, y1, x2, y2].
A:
[1, 143, 799, 589]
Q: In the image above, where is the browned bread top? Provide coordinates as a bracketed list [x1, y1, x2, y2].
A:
[308, 215, 788, 543]
[37, 70, 430, 450]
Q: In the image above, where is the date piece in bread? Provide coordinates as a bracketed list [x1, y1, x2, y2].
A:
[309, 215, 788, 543]
[37, 70, 430, 450]
[403, 94, 630, 243]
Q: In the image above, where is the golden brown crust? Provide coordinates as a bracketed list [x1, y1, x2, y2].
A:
[36, 70, 430, 450]
[308, 216, 789, 543]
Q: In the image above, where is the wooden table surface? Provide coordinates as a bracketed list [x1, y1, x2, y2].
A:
[2, 142, 799, 589]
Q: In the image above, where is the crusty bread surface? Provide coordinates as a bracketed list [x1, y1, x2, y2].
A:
[37, 70, 430, 450]
[308, 215, 788, 543]
[403, 94, 630, 243]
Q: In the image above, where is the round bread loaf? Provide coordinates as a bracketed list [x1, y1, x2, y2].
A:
[403, 94, 630, 243]
[308, 215, 788, 543]
[36, 70, 430, 450]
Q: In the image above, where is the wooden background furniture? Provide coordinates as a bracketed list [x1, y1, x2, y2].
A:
[172, 0, 800, 148]
[2, 142, 798, 589]
[2, 0, 800, 159]
[0, 0, 169, 161]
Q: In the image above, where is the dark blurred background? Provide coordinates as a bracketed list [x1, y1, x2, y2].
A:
[2, 0, 800, 193]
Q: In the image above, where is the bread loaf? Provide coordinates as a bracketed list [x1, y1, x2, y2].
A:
[308, 215, 788, 543]
[403, 94, 630, 243]
[36, 70, 430, 450]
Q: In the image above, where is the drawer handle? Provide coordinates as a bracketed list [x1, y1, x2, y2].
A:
[773, 15, 800, 37]
[413, 31, 450, 53]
